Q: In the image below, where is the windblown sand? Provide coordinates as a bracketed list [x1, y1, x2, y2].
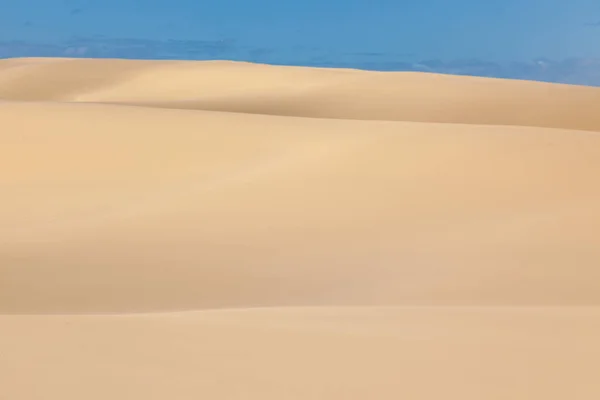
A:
[1, 57, 600, 399]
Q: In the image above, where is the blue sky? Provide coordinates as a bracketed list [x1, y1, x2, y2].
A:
[2, 0, 600, 61]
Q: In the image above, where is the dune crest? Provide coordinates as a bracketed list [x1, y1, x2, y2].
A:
[2, 57, 600, 131]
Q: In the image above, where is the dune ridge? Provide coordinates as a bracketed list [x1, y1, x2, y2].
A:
[2, 57, 600, 131]
[1, 57, 600, 399]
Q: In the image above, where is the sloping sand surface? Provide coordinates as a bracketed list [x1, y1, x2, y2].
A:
[1, 57, 600, 399]
[3, 308, 600, 400]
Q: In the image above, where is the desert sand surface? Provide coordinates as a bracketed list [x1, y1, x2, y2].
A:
[1, 57, 600, 399]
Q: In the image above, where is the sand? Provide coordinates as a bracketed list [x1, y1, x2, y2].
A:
[1, 57, 600, 399]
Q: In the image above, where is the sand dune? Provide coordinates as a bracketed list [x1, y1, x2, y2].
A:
[2, 57, 600, 399]
[2, 101, 600, 312]
[2, 57, 600, 131]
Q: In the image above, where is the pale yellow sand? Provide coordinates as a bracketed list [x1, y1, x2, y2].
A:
[1, 58, 600, 399]
[3, 308, 600, 400]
